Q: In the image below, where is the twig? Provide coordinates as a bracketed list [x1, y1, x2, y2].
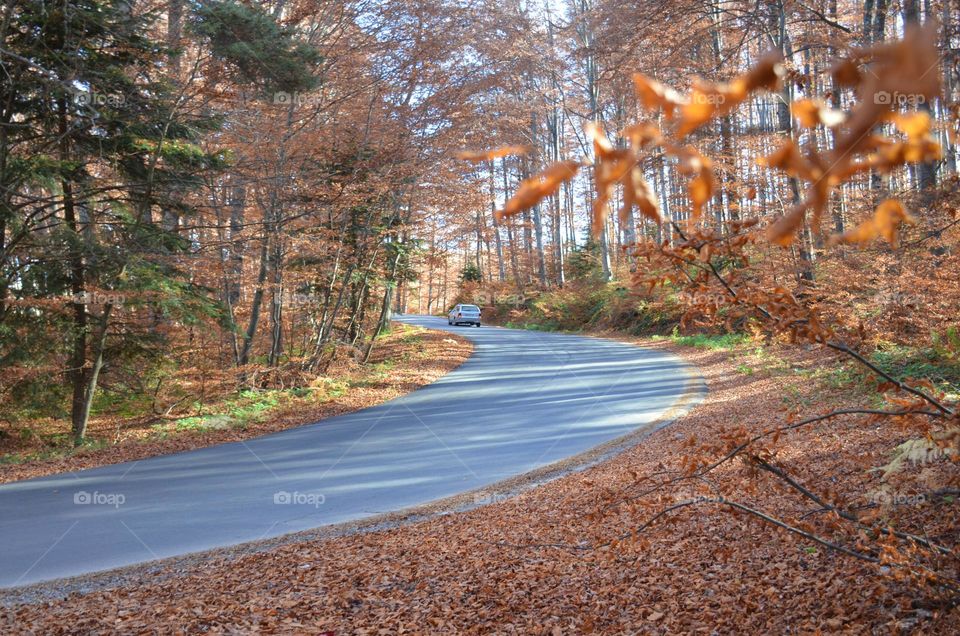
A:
[487, 497, 881, 564]
[825, 341, 954, 416]
[670, 220, 953, 416]
[751, 456, 954, 556]
[605, 408, 940, 513]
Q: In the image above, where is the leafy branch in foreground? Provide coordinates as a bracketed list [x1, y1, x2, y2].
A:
[461, 23, 958, 601]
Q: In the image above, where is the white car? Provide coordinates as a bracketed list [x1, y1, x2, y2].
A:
[448, 304, 482, 327]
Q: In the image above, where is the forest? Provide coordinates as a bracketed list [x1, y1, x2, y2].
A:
[1, 0, 955, 446]
[2, 0, 960, 632]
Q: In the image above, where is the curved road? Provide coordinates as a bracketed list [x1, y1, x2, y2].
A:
[0, 316, 700, 588]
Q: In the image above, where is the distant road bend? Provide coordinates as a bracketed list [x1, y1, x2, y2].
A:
[0, 315, 702, 587]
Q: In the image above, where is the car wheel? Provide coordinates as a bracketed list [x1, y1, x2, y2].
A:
[476, 323, 481, 327]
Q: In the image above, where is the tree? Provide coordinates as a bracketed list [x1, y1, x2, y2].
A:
[1, 0, 227, 443]
[460, 263, 483, 283]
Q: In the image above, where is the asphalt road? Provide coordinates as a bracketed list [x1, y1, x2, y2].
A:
[0, 316, 699, 588]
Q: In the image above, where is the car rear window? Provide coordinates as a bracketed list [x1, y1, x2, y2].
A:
[461, 305, 479, 311]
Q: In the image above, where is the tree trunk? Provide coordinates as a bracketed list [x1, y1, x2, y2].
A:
[873, 0, 888, 41]
[268, 236, 283, 367]
[771, 1, 814, 280]
[862, 0, 875, 43]
[829, 0, 844, 234]
[574, 0, 612, 281]
[59, 98, 91, 445]
[491, 163, 507, 282]
[74, 305, 113, 445]
[224, 181, 246, 364]
[239, 230, 270, 367]
[362, 250, 401, 364]
[904, 0, 937, 195]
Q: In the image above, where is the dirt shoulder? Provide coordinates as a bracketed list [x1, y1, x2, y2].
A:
[3, 332, 958, 634]
[0, 325, 473, 484]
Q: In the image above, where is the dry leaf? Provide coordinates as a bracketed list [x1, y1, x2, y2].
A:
[766, 205, 807, 247]
[889, 111, 931, 139]
[676, 52, 783, 137]
[792, 99, 845, 128]
[675, 146, 714, 221]
[457, 145, 530, 162]
[497, 160, 581, 221]
[586, 122, 635, 235]
[829, 199, 916, 248]
[831, 58, 861, 88]
[621, 122, 662, 150]
[620, 166, 661, 225]
[632, 73, 686, 120]
[757, 141, 815, 181]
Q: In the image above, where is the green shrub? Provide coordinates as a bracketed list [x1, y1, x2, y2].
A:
[652, 328, 751, 350]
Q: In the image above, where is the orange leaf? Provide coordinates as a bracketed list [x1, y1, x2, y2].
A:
[831, 58, 861, 88]
[676, 53, 783, 137]
[757, 141, 816, 181]
[620, 166, 661, 225]
[632, 73, 685, 120]
[586, 122, 636, 235]
[766, 205, 807, 247]
[677, 82, 721, 137]
[456, 145, 530, 162]
[829, 199, 916, 248]
[585, 122, 617, 158]
[621, 122, 662, 150]
[888, 111, 931, 139]
[675, 146, 714, 220]
[496, 160, 581, 221]
[791, 99, 845, 128]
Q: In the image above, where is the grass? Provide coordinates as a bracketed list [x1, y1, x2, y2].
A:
[349, 359, 397, 388]
[504, 321, 563, 332]
[0, 436, 108, 466]
[790, 362, 858, 390]
[487, 280, 680, 335]
[779, 383, 813, 409]
[502, 288, 958, 407]
[151, 380, 352, 437]
[651, 328, 751, 351]
[868, 343, 960, 395]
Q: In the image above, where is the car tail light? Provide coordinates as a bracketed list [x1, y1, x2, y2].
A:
[457, 312, 462, 317]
